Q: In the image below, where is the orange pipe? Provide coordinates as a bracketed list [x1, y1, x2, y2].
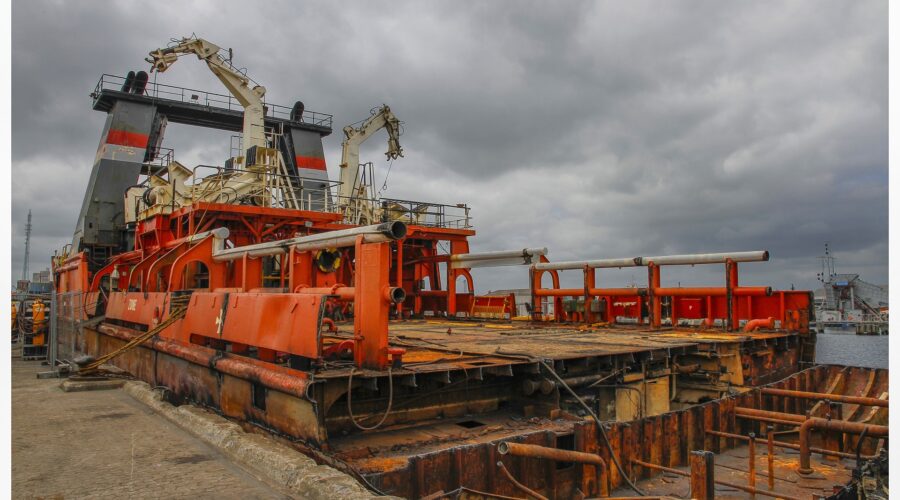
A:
[705, 429, 877, 460]
[656, 286, 771, 297]
[743, 316, 775, 332]
[735, 407, 806, 423]
[798, 418, 887, 474]
[498, 441, 608, 496]
[498, 441, 607, 468]
[533, 286, 770, 298]
[294, 285, 405, 305]
[761, 387, 889, 408]
[496, 461, 548, 500]
[321, 317, 337, 333]
[98, 324, 313, 399]
[294, 286, 355, 300]
[631, 458, 801, 500]
[534, 287, 644, 297]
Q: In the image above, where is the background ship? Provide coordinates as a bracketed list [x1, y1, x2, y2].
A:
[814, 244, 888, 335]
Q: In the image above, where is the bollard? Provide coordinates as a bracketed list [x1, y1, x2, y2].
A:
[748, 432, 756, 498]
[690, 450, 715, 500]
[767, 426, 775, 490]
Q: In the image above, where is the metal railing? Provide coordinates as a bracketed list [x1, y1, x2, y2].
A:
[133, 168, 471, 228]
[142, 147, 175, 175]
[378, 197, 472, 229]
[130, 151, 472, 229]
[187, 165, 338, 212]
[92, 74, 333, 128]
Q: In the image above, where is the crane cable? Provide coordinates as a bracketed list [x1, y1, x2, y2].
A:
[377, 157, 395, 197]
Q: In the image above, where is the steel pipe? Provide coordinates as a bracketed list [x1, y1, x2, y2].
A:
[705, 429, 877, 461]
[656, 286, 772, 297]
[185, 227, 230, 244]
[760, 387, 890, 408]
[533, 287, 645, 297]
[295, 286, 355, 300]
[212, 222, 406, 262]
[98, 324, 312, 399]
[496, 461, 548, 500]
[632, 458, 800, 500]
[532, 251, 768, 271]
[498, 441, 607, 469]
[498, 441, 608, 497]
[533, 257, 641, 271]
[533, 286, 770, 298]
[450, 247, 547, 269]
[639, 251, 769, 266]
[294, 285, 406, 304]
[734, 406, 807, 424]
[798, 418, 888, 474]
[744, 317, 775, 331]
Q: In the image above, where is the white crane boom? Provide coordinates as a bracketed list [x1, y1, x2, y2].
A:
[138, 37, 299, 215]
[338, 105, 403, 203]
[146, 37, 268, 151]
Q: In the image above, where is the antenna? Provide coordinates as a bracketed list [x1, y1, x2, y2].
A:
[22, 209, 32, 281]
[816, 242, 835, 283]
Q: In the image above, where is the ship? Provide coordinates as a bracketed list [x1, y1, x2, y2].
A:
[48, 37, 887, 499]
[814, 244, 888, 335]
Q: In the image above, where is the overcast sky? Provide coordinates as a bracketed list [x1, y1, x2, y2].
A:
[10, 1, 887, 292]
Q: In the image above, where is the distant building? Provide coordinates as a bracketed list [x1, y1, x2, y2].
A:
[32, 269, 51, 284]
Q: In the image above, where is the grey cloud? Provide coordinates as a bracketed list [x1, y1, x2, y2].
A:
[11, 0, 887, 292]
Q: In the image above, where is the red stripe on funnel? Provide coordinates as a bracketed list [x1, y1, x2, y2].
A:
[295, 155, 327, 171]
[107, 129, 149, 148]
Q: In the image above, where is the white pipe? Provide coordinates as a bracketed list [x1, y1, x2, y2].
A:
[450, 248, 546, 269]
[451, 248, 546, 262]
[183, 227, 229, 254]
[212, 221, 406, 262]
[185, 227, 230, 243]
[533, 257, 641, 271]
[532, 251, 768, 271]
[639, 251, 768, 266]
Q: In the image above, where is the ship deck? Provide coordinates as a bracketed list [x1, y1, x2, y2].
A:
[316, 319, 797, 378]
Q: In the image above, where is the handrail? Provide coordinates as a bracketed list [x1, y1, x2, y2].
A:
[92, 73, 334, 128]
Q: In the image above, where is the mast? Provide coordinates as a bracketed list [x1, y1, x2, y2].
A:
[22, 209, 31, 281]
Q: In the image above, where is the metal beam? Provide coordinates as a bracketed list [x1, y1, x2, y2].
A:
[212, 222, 406, 262]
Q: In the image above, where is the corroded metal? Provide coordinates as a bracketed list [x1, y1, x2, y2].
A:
[760, 387, 889, 407]
[797, 418, 888, 474]
[498, 441, 608, 497]
[689, 451, 714, 500]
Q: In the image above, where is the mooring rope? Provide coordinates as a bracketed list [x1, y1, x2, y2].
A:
[78, 294, 191, 374]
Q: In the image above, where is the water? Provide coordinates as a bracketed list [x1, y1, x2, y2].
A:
[814, 333, 889, 369]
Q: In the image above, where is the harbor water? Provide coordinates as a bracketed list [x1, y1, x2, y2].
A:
[815, 333, 889, 369]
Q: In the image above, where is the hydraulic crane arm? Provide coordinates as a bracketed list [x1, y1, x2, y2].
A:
[338, 105, 403, 202]
[146, 37, 267, 151]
